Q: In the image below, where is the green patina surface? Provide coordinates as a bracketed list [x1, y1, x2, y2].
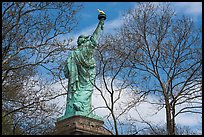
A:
[58, 12, 106, 121]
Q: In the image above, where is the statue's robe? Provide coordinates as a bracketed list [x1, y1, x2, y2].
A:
[63, 36, 97, 117]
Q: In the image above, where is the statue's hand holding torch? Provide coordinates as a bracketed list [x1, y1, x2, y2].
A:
[97, 9, 106, 30]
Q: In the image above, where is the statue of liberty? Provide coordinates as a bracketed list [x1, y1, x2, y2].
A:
[58, 10, 106, 121]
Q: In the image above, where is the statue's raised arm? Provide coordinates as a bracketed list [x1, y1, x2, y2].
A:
[90, 9, 106, 45]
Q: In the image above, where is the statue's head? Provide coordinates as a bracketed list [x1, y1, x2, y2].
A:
[77, 35, 89, 46]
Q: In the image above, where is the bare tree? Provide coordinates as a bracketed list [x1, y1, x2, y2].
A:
[114, 2, 201, 135]
[90, 34, 148, 135]
[2, 2, 82, 135]
[94, 2, 201, 135]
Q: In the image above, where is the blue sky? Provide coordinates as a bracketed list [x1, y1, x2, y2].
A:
[74, 2, 137, 33]
[67, 2, 202, 45]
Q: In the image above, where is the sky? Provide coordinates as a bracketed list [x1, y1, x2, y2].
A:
[66, 2, 202, 46]
[53, 2, 202, 134]
[74, 2, 137, 33]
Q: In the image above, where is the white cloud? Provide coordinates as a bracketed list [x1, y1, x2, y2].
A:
[49, 79, 67, 107]
[176, 113, 201, 126]
[93, 78, 160, 124]
[50, 76, 201, 128]
[172, 2, 202, 22]
[173, 2, 202, 15]
[92, 77, 136, 117]
[92, 77, 202, 130]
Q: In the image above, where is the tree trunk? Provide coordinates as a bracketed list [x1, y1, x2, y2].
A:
[111, 111, 118, 135]
[165, 101, 175, 135]
[171, 102, 176, 135]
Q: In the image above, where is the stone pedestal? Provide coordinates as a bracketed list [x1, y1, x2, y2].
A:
[55, 115, 112, 135]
